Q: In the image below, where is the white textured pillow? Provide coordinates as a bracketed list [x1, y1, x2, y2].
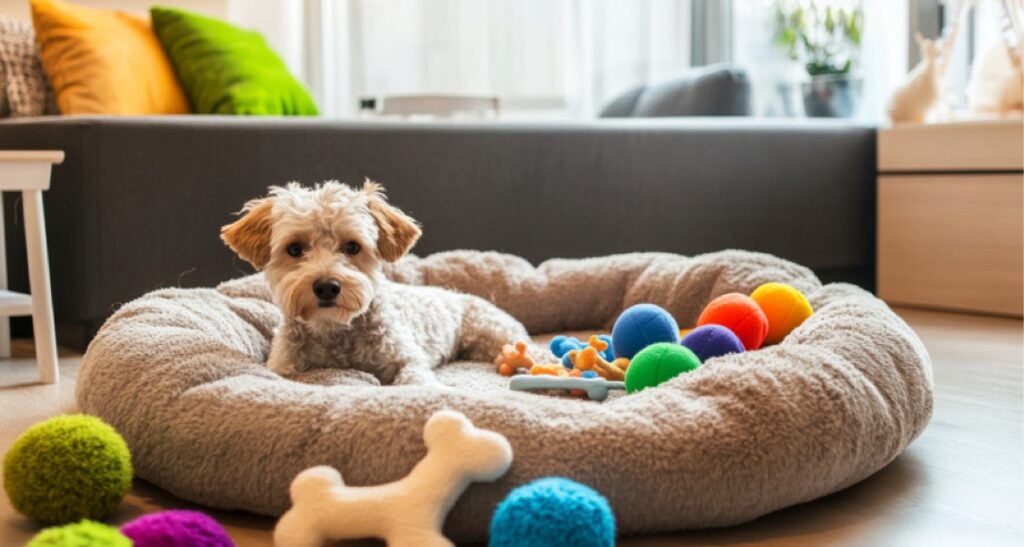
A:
[0, 17, 58, 117]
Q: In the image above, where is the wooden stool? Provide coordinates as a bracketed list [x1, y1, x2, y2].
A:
[0, 151, 62, 383]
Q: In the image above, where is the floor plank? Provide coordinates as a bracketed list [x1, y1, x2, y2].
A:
[0, 308, 1021, 546]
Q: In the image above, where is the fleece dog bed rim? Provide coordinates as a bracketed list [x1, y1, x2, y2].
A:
[75, 249, 933, 542]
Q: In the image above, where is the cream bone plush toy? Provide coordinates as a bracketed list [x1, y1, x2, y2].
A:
[274, 410, 513, 547]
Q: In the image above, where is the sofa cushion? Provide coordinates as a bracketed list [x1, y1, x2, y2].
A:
[150, 7, 317, 116]
[601, 64, 751, 117]
[0, 17, 57, 117]
[30, 0, 190, 115]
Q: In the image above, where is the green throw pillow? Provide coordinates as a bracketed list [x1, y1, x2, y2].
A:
[150, 6, 318, 116]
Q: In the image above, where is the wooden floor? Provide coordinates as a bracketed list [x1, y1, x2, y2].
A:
[0, 308, 1021, 546]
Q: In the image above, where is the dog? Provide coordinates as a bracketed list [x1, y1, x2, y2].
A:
[220, 180, 530, 385]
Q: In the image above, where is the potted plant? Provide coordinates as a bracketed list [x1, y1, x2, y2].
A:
[773, 0, 863, 117]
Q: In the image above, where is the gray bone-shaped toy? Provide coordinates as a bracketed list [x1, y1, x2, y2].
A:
[509, 375, 625, 401]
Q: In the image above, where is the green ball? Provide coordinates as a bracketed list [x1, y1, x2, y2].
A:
[27, 520, 131, 547]
[624, 343, 701, 394]
[3, 415, 132, 524]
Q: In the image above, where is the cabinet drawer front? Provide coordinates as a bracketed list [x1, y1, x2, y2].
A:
[878, 120, 1024, 172]
[878, 174, 1023, 316]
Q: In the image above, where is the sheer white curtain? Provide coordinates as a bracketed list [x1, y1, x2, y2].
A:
[228, 0, 694, 118]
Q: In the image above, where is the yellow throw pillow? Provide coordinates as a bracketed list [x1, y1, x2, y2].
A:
[30, 0, 190, 114]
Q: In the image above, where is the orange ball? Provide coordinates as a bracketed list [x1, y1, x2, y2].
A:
[696, 293, 769, 350]
[750, 282, 813, 345]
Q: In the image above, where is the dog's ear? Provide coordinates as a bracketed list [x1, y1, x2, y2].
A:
[221, 198, 274, 269]
[363, 180, 422, 262]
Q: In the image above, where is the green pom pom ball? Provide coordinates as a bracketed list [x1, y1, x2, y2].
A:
[27, 520, 131, 547]
[3, 415, 132, 524]
[624, 342, 700, 394]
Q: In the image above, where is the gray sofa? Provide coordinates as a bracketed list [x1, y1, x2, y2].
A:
[0, 116, 875, 349]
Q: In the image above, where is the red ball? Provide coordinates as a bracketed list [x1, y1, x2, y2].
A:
[696, 293, 769, 350]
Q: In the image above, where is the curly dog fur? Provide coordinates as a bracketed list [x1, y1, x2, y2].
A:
[221, 180, 528, 385]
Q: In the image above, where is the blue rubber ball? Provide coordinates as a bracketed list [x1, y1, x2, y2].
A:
[489, 477, 615, 547]
[681, 325, 745, 362]
[611, 303, 680, 360]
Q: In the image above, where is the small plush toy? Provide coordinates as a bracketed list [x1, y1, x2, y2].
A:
[749, 282, 814, 345]
[121, 510, 234, 547]
[549, 334, 614, 363]
[696, 293, 769, 350]
[611, 303, 680, 360]
[573, 337, 629, 381]
[3, 415, 132, 524]
[530, 363, 570, 377]
[274, 410, 512, 547]
[27, 520, 131, 547]
[494, 341, 535, 376]
[681, 325, 745, 362]
[624, 343, 701, 394]
[489, 477, 615, 547]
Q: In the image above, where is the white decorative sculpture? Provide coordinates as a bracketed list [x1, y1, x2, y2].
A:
[273, 410, 513, 547]
[888, 0, 970, 123]
[968, 0, 1024, 115]
[886, 32, 943, 123]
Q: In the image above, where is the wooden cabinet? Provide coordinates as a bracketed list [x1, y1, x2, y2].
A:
[877, 120, 1024, 317]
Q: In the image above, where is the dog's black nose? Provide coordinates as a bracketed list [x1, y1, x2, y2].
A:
[313, 279, 341, 301]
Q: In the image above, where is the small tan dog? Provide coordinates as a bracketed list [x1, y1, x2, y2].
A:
[221, 180, 529, 385]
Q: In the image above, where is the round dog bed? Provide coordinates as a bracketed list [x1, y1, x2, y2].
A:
[76, 250, 932, 542]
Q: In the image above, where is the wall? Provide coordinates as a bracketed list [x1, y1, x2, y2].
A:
[0, 0, 226, 22]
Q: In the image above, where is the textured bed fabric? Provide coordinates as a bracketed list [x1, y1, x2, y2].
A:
[76, 250, 932, 542]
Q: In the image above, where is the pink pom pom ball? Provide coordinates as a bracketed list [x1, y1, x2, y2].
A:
[121, 510, 234, 547]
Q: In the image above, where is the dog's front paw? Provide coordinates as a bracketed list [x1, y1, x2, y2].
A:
[393, 367, 443, 387]
[267, 358, 297, 376]
[286, 368, 382, 387]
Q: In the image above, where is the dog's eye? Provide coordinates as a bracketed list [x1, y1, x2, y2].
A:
[343, 241, 361, 255]
[286, 243, 303, 257]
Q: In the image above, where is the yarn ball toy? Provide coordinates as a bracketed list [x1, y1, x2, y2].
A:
[696, 293, 769, 350]
[750, 282, 814, 345]
[489, 477, 615, 547]
[27, 520, 131, 547]
[611, 303, 680, 360]
[3, 415, 132, 524]
[681, 325, 745, 362]
[121, 510, 234, 547]
[624, 343, 700, 394]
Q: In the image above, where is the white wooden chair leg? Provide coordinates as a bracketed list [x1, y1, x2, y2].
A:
[0, 197, 10, 359]
[22, 189, 57, 384]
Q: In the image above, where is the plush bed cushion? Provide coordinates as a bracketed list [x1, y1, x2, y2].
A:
[76, 250, 932, 542]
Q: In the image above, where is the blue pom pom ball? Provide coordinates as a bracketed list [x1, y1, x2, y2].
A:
[611, 304, 680, 360]
[681, 325, 745, 362]
[489, 477, 615, 547]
